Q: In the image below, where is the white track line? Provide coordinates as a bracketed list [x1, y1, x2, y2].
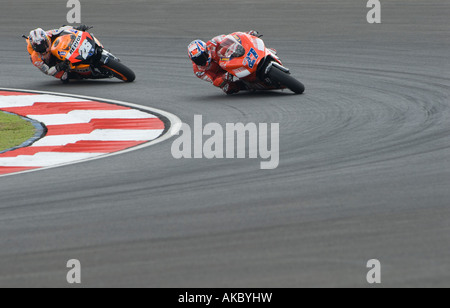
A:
[29, 110, 158, 125]
[31, 129, 165, 147]
[0, 94, 91, 107]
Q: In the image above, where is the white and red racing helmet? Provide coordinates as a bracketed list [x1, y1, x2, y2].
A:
[29, 28, 51, 53]
[188, 40, 211, 67]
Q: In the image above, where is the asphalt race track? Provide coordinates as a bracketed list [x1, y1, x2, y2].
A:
[1, 0, 449, 287]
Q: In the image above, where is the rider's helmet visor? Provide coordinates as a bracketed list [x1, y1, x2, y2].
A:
[32, 40, 49, 53]
[192, 52, 209, 66]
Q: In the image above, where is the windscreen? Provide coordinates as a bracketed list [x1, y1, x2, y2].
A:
[217, 36, 246, 59]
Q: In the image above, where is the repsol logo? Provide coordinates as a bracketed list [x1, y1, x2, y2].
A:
[70, 34, 82, 54]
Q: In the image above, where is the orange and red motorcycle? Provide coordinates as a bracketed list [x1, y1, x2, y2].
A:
[217, 32, 304, 94]
[25, 27, 135, 83]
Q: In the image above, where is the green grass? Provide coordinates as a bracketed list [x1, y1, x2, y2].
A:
[0, 111, 36, 152]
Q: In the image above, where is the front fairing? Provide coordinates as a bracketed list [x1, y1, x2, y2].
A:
[51, 32, 97, 65]
[218, 33, 270, 80]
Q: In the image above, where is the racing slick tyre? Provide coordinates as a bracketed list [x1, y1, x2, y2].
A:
[102, 59, 136, 82]
[267, 66, 305, 94]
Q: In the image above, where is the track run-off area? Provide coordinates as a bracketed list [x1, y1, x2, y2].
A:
[0, 89, 181, 177]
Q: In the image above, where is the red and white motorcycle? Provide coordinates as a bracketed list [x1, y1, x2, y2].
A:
[217, 32, 305, 94]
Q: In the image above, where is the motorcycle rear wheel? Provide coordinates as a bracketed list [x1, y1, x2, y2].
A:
[102, 59, 136, 82]
[267, 66, 305, 94]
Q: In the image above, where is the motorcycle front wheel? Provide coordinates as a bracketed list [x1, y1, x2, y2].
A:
[102, 59, 136, 82]
[267, 65, 304, 94]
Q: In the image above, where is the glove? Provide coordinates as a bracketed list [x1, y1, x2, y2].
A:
[75, 25, 92, 32]
[55, 61, 70, 72]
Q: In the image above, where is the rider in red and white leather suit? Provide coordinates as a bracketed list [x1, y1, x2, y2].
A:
[188, 31, 261, 95]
